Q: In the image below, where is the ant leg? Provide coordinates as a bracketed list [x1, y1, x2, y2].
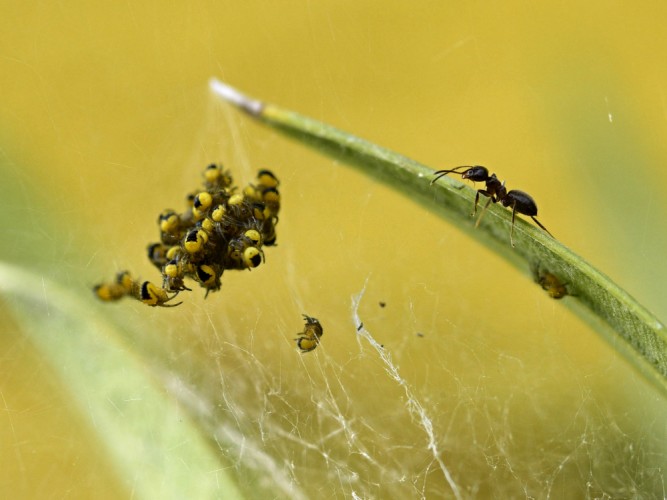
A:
[531, 216, 554, 238]
[474, 195, 494, 228]
[510, 203, 517, 247]
[472, 189, 492, 217]
[472, 191, 481, 216]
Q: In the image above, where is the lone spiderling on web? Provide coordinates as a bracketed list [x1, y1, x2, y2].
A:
[295, 314, 324, 353]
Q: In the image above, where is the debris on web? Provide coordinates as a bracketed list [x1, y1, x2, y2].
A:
[351, 278, 463, 500]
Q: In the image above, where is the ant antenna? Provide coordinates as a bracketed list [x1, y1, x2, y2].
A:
[429, 166, 472, 185]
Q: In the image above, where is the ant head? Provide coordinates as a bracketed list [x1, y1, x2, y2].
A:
[461, 165, 490, 182]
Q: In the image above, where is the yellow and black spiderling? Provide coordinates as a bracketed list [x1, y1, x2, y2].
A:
[192, 191, 213, 220]
[95, 271, 182, 307]
[256, 169, 279, 190]
[295, 314, 324, 353]
[203, 163, 233, 190]
[183, 227, 209, 254]
[94, 270, 133, 302]
[162, 258, 192, 293]
[147, 242, 170, 269]
[532, 264, 569, 299]
[194, 263, 223, 297]
[137, 280, 182, 307]
[93, 163, 281, 307]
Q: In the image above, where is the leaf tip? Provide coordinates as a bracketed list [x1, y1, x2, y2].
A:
[209, 77, 264, 116]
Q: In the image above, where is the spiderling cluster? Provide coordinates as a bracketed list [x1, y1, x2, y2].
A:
[94, 163, 280, 307]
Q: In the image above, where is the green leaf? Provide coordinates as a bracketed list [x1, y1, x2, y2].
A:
[0, 262, 243, 500]
[209, 78, 667, 397]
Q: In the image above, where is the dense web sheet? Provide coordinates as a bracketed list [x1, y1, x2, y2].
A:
[157, 266, 667, 497]
[107, 97, 666, 498]
[73, 98, 667, 498]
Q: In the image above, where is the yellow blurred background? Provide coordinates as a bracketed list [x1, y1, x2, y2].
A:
[2, 1, 667, 498]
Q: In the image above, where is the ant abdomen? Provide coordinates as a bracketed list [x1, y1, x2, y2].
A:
[503, 190, 538, 217]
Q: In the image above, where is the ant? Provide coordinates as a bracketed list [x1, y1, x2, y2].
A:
[430, 165, 553, 246]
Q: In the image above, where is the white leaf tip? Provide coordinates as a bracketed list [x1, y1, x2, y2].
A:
[209, 78, 264, 116]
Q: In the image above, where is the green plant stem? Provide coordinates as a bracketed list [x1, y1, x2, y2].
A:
[209, 78, 667, 397]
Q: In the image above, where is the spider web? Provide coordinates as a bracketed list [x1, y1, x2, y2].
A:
[111, 97, 667, 499]
[0, 87, 665, 498]
[2, 3, 667, 498]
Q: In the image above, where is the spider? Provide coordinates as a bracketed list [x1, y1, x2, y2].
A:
[431, 165, 552, 246]
[136, 280, 182, 307]
[295, 314, 324, 353]
[531, 264, 570, 299]
[94, 270, 133, 302]
[95, 271, 182, 307]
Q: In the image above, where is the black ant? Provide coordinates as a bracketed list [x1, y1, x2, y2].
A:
[430, 165, 553, 246]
